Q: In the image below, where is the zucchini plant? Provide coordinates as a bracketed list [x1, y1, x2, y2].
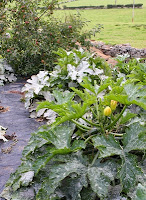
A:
[22, 48, 111, 121]
[1, 77, 146, 199]
[1, 49, 146, 200]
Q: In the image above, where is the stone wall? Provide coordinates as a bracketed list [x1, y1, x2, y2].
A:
[90, 41, 146, 58]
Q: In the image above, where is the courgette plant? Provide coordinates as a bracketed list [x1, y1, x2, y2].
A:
[1, 49, 146, 200]
[1, 76, 146, 200]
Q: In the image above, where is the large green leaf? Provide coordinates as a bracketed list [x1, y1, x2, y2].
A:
[105, 83, 146, 110]
[80, 187, 96, 200]
[134, 183, 146, 200]
[123, 122, 146, 152]
[120, 112, 137, 124]
[5, 160, 34, 191]
[53, 90, 74, 104]
[88, 160, 117, 198]
[124, 83, 146, 109]
[37, 99, 92, 127]
[92, 135, 122, 158]
[80, 76, 111, 95]
[22, 133, 48, 158]
[55, 176, 87, 200]
[36, 153, 118, 199]
[38, 122, 75, 149]
[92, 123, 145, 193]
[71, 86, 96, 104]
[119, 153, 142, 193]
[36, 154, 87, 198]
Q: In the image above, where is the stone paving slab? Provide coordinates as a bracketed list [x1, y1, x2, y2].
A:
[0, 81, 44, 200]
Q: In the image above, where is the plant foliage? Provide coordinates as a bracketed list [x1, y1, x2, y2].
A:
[0, 0, 102, 76]
[1, 52, 146, 200]
[0, 59, 17, 86]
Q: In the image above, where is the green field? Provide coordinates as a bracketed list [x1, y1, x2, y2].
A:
[54, 1, 146, 48]
[6, 0, 146, 48]
[59, 0, 146, 8]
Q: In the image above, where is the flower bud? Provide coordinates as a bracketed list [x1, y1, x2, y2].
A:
[104, 106, 112, 116]
[110, 100, 117, 111]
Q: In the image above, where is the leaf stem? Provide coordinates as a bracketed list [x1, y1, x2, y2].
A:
[83, 128, 99, 138]
[106, 105, 127, 130]
[90, 107, 98, 118]
[100, 123, 105, 134]
[81, 117, 100, 127]
[110, 132, 123, 136]
[90, 151, 99, 167]
[84, 134, 96, 144]
[76, 126, 88, 132]
[71, 119, 91, 130]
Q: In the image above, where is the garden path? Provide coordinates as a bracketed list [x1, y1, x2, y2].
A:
[0, 81, 44, 199]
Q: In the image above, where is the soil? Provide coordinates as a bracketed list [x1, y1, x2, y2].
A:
[0, 81, 44, 199]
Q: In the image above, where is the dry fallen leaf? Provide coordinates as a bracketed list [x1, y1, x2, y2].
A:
[0, 106, 10, 113]
[8, 90, 24, 95]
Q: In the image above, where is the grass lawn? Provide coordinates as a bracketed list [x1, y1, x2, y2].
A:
[54, 8, 146, 48]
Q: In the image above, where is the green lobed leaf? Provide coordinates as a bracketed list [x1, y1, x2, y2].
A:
[37, 97, 93, 127]
[79, 77, 96, 94]
[123, 122, 146, 152]
[120, 112, 137, 124]
[22, 132, 48, 158]
[38, 122, 75, 149]
[37, 154, 87, 198]
[55, 175, 87, 200]
[92, 135, 122, 158]
[80, 76, 111, 95]
[88, 160, 118, 198]
[52, 90, 74, 104]
[71, 140, 86, 151]
[104, 84, 129, 105]
[119, 153, 142, 193]
[80, 187, 97, 200]
[134, 183, 146, 200]
[105, 82, 146, 110]
[92, 122, 145, 193]
[71, 86, 96, 104]
[124, 83, 146, 110]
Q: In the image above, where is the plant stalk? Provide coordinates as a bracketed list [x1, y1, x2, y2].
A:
[71, 119, 91, 130]
[110, 132, 123, 136]
[90, 151, 99, 167]
[81, 117, 100, 127]
[84, 134, 96, 144]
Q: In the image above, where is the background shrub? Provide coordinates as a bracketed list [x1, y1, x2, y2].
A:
[0, 0, 102, 76]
